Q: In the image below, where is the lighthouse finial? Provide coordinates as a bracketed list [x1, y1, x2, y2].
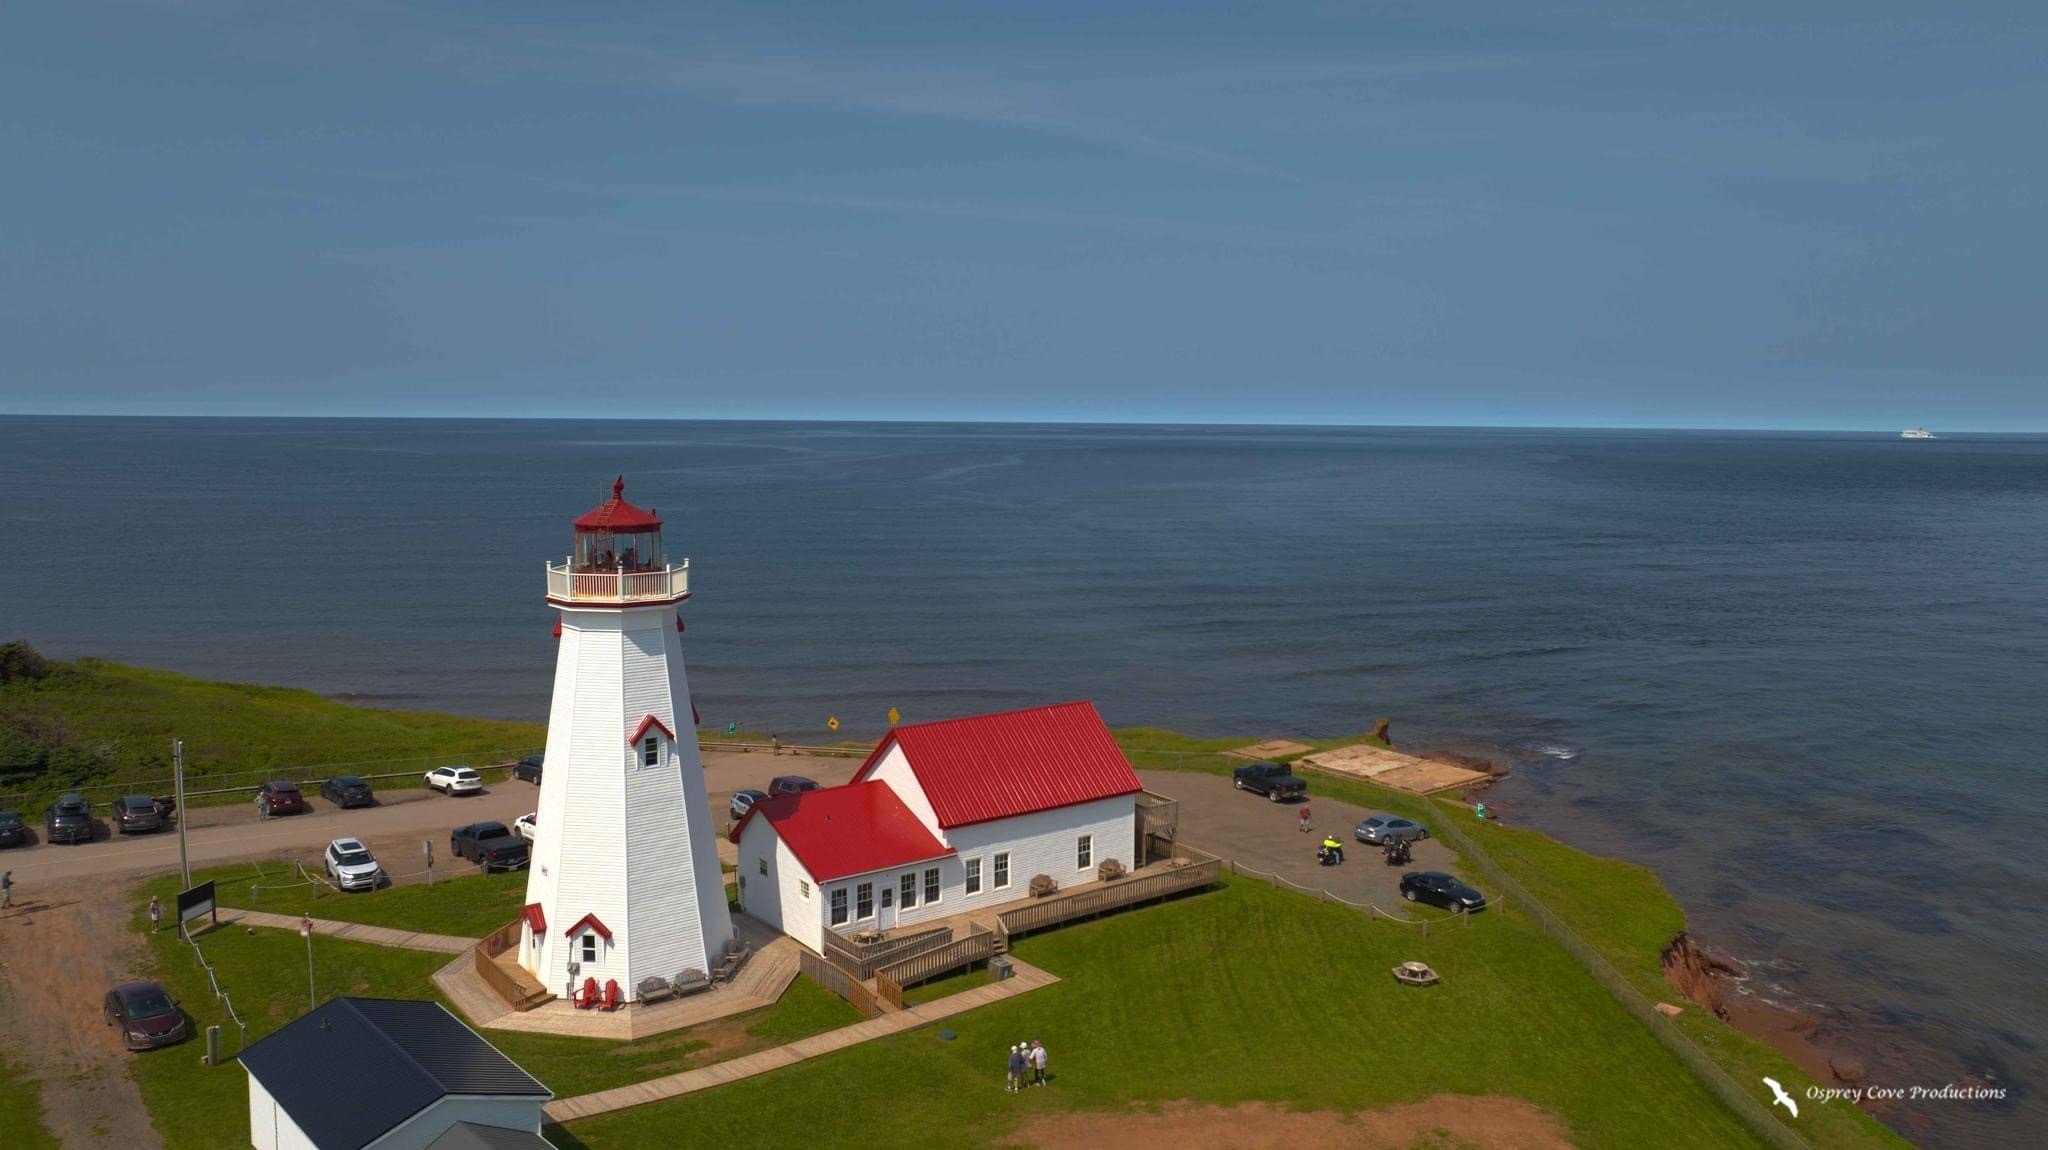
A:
[613, 475, 625, 501]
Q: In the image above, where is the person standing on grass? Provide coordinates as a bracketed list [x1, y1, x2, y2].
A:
[148, 895, 163, 932]
[1006, 1044, 1024, 1093]
[1, 870, 12, 908]
[1031, 1040, 1047, 1086]
[1298, 803, 1311, 833]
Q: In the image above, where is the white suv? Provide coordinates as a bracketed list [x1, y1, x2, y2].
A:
[424, 765, 482, 795]
[323, 838, 383, 891]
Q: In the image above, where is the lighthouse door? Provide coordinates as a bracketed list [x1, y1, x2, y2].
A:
[876, 884, 896, 931]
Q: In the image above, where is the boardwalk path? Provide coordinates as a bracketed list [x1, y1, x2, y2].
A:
[220, 906, 476, 953]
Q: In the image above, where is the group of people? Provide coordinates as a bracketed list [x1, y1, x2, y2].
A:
[1006, 1039, 1049, 1092]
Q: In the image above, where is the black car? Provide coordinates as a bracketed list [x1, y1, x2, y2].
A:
[512, 754, 544, 784]
[767, 775, 819, 797]
[1232, 761, 1308, 801]
[450, 821, 530, 872]
[1400, 870, 1488, 913]
[103, 980, 187, 1051]
[111, 795, 165, 835]
[255, 780, 308, 816]
[46, 794, 94, 844]
[320, 775, 376, 809]
[0, 809, 27, 848]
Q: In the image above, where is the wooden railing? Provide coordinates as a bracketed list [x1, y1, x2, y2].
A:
[545, 561, 690, 603]
[799, 949, 880, 1018]
[822, 924, 953, 980]
[481, 919, 521, 959]
[998, 849, 1222, 939]
[873, 924, 995, 995]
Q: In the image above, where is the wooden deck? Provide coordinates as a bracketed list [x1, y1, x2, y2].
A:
[434, 914, 801, 1040]
[543, 956, 1060, 1123]
[1296, 743, 1496, 795]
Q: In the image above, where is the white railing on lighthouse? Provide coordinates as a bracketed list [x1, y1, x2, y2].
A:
[546, 560, 690, 603]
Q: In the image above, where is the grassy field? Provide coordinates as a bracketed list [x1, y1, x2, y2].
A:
[0, 1054, 59, 1150]
[557, 876, 1768, 1150]
[0, 650, 545, 807]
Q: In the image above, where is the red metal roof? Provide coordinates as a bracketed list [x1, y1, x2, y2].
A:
[729, 781, 952, 882]
[563, 912, 611, 941]
[851, 700, 1141, 829]
[573, 476, 663, 533]
[520, 903, 546, 933]
[628, 714, 675, 746]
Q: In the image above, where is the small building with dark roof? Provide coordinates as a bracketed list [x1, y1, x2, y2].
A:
[238, 997, 553, 1150]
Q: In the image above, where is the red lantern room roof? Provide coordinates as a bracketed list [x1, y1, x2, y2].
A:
[573, 476, 663, 534]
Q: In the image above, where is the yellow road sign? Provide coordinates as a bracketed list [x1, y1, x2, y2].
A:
[826, 715, 840, 732]
[887, 707, 901, 725]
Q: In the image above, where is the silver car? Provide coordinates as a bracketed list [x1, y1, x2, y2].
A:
[324, 837, 383, 891]
[1354, 814, 1430, 846]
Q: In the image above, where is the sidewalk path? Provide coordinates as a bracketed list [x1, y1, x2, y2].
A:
[221, 907, 477, 953]
[544, 958, 1060, 1123]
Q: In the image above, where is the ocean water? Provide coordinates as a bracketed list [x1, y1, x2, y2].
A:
[3, 417, 2043, 1147]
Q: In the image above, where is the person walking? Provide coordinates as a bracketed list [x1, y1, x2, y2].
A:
[1298, 804, 1311, 833]
[148, 894, 163, 932]
[1006, 1044, 1025, 1093]
[1, 870, 12, 908]
[1031, 1040, 1048, 1086]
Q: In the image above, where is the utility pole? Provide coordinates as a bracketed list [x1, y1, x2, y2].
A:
[173, 738, 190, 888]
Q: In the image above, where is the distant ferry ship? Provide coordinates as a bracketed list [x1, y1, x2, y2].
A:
[1901, 427, 1936, 440]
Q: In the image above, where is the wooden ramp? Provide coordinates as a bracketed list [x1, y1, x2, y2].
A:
[1297, 744, 1495, 795]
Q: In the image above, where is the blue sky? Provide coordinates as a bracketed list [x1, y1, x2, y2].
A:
[2, 2, 2043, 428]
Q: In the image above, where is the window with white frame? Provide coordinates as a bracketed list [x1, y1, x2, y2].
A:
[641, 735, 661, 766]
[856, 882, 874, 919]
[757, 858, 767, 876]
[799, 880, 810, 900]
[1077, 834, 1092, 869]
[580, 933, 598, 964]
[899, 872, 918, 909]
[994, 851, 1011, 890]
[829, 887, 849, 926]
[965, 857, 982, 895]
[923, 867, 941, 904]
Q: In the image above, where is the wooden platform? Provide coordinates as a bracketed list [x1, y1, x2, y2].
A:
[1296, 744, 1495, 795]
[1229, 739, 1314, 760]
[434, 914, 801, 1040]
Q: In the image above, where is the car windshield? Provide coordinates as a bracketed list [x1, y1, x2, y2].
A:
[272, 784, 300, 795]
[478, 823, 507, 836]
[125, 991, 175, 1016]
[455, 769, 479, 779]
[336, 850, 373, 866]
[1, 811, 22, 825]
[335, 777, 363, 787]
[122, 797, 154, 810]
[56, 801, 88, 816]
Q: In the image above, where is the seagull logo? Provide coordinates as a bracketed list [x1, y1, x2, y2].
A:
[1763, 1077, 1799, 1118]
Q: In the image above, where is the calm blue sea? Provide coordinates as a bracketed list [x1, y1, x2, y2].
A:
[3, 417, 2043, 1146]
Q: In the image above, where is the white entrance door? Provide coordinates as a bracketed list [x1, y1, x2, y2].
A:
[877, 887, 896, 931]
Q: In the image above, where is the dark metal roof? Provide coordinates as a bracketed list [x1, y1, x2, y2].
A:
[239, 998, 550, 1150]
[425, 1122, 558, 1150]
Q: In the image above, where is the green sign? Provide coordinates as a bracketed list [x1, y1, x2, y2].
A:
[725, 722, 738, 736]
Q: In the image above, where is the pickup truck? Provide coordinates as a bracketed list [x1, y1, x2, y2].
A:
[1232, 761, 1307, 802]
[450, 821, 531, 872]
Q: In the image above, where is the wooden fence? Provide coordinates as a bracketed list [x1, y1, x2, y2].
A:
[822, 923, 954, 980]
[799, 949, 880, 1018]
[481, 919, 521, 959]
[997, 847, 1222, 939]
[873, 925, 995, 1005]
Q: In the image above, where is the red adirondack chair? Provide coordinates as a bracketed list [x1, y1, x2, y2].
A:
[574, 976, 600, 1009]
[602, 979, 623, 1011]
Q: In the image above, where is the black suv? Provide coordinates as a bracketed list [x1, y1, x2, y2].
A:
[512, 754, 544, 784]
[768, 775, 820, 797]
[0, 809, 27, 848]
[46, 794, 94, 844]
[320, 775, 376, 809]
[112, 795, 165, 835]
[450, 822, 530, 872]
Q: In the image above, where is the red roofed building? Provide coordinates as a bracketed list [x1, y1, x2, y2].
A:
[732, 702, 1141, 952]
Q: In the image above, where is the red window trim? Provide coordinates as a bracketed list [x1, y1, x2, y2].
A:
[629, 714, 676, 747]
[563, 912, 612, 941]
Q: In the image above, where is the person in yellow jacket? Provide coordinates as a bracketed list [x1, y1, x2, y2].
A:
[1320, 835, 1344, 864]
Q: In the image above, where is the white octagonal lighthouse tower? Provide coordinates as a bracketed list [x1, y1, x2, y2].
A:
[519, 477, 732, 1003]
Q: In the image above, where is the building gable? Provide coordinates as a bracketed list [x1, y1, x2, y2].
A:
[850, 701, 1141, 830]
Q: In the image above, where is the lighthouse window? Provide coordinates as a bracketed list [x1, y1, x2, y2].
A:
[580, 933, 598, 964]
[641, 736, 660, 766]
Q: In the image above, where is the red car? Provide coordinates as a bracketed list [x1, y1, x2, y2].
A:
[104, 980, 188, 1050]
[256, 781, 308, 816]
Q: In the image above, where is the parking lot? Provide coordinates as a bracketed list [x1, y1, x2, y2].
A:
[1135, 768, 1463, 912]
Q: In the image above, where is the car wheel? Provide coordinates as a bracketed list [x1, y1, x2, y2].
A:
[1267, 789, 1281, 802]
[1403, 888, 1417, 901]
[1233, 778, 1245, 790]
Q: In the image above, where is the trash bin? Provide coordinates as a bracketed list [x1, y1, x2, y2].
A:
[990, 957, 1014, 982]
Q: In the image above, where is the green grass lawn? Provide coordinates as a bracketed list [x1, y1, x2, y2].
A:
[127, 898, 454, 1150]
[556, 877, 1767, 1150]
[0, 1054, 59, 1150]
[138, 863, 530, 939]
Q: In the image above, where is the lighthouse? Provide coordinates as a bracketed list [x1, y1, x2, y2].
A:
[519, 477, 733, 1002]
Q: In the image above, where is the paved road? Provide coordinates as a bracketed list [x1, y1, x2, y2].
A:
[0, 749, 868, 887]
